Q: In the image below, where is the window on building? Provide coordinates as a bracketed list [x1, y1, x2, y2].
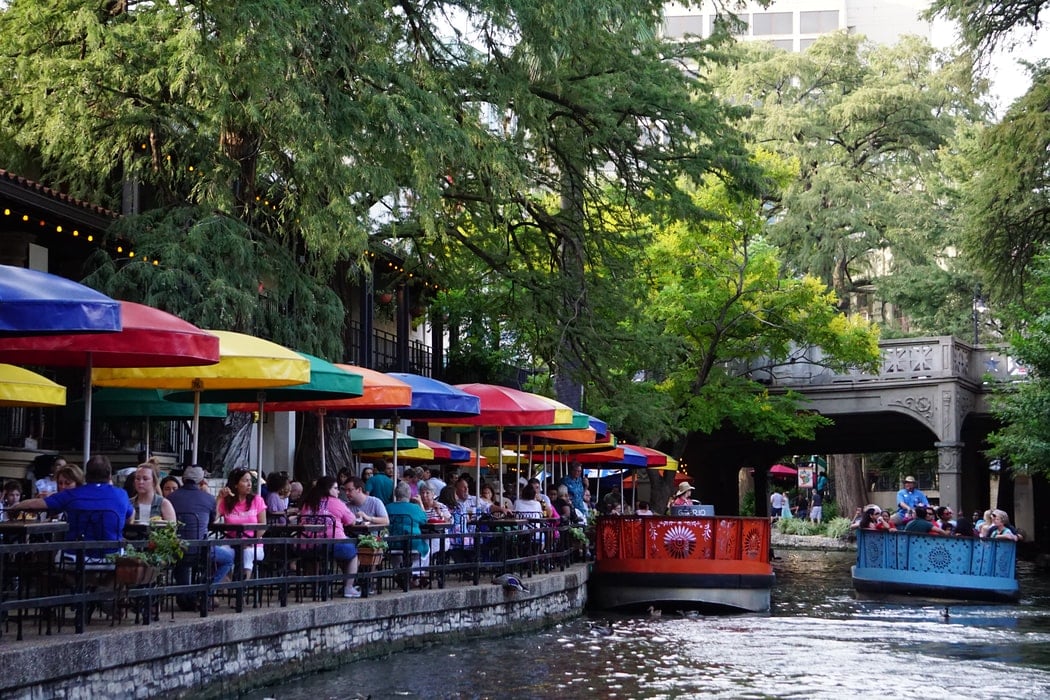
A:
[752, 12, 792, 35]
[800, 37, 817, 51]
[800, 10, 839, 34]
[768, 39, 794, 51]
[663, 15, 706, 39]
[710, 12, 749, 36]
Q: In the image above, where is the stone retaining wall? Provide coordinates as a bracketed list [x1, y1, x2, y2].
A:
[2, 567, 589, 699]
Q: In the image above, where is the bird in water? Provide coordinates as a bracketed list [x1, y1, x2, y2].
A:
[676, 610, 701, 619]
[589, 621, 615, 636]
[492, 573, 529, 593]
[648, 606, 662, 618]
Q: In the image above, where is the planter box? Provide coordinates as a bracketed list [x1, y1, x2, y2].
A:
[114, 558, 159, 586]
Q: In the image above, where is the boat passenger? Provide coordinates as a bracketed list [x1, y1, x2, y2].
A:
[635, 501, 654, 516]
[985, 510, 1019, 541]
[976, 509, 993, 537]
[875, 510, 896, 531]
[952, 516, 975, 537]
[902, 505, 945, 535]
[850, 506, 879, 531]
[935, 506, 956, 534]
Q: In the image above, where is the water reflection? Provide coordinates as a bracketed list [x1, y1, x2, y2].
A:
[245, 551, 1050, 699]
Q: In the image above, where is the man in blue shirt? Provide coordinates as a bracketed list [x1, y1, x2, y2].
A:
[894, 475, 930, 524]
[559, 462, 586, 516]
[11, 455, 133, 556]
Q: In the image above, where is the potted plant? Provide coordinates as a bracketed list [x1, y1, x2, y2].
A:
[110, 521, 186, 586]
[355, 532, 388, 568]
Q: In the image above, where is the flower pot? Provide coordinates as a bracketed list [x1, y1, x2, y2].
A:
[357, 546, 385, 569]
[115, 558, 159, 586]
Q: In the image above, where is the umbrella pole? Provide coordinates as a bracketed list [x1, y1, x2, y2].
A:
[497, 427, 504, 506]
[256, 392, 265, 495]
[515, 433, 523, 501]
[475, 426, 482, 503]
[82, 355, 93, 462]
[319, 408, 327, 477]
[191, 390, 201, 465]
[392, 412, 399, 486]
[144, 416, 150, 460]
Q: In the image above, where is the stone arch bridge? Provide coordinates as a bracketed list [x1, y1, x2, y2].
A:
[683, 337, 1027, 520]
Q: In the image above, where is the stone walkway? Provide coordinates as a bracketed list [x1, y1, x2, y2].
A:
[771, 531, 855, 551]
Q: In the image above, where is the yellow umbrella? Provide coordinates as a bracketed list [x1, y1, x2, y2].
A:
[91, 330, 310, 466]
[0, 364, 66, 407]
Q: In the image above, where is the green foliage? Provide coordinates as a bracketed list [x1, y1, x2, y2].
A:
[986, 256, 1050, 475]
[80, 207, 345, 359]
[821, 500, 840, 521]
[711, 33, 987, 333]
[355, 533, 388, 551]
[641, 152, 881, 442]
[959, 71, 1050, 304]
[775, 517, 822, 536]
[110, 522, 186, 567]
[823, 517, 852, 539]
[740, 489, 756, 517]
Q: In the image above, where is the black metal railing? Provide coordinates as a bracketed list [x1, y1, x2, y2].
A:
[0, 519, 580, 642]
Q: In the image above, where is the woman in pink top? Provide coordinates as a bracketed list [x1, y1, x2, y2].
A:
[300, 475, 361, 598]
[217, 468, 267, 579]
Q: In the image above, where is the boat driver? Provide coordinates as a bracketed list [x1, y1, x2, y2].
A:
[892, 475, 929, 525]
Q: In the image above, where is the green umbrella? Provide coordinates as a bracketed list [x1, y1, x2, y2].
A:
[82, 388, 227, 460]
[348, 427, 419, 452]
[89, 388, 227, 419]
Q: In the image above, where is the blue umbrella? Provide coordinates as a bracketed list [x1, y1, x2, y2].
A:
[333, 372, 480, 479]
[0, 264, 121, 334]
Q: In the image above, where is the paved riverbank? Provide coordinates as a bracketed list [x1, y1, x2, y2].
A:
[771, 531, 855, 551]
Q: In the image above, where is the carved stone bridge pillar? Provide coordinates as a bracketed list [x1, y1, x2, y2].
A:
[934, 441, 963, 510]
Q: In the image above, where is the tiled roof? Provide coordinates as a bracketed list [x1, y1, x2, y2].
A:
[0, 169, 119, 219]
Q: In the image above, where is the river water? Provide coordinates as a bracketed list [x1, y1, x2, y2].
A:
[246, 550, 1050, 699]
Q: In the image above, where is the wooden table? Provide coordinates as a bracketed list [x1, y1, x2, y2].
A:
[347, 523, 386, 537]
[0, 520, 68, 543]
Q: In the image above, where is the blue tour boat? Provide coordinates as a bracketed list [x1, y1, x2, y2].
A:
[852, 529, 1020, 603]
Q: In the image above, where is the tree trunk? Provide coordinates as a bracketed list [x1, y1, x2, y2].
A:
[649, 468, 677, 515]
[830, 453, 866, 517]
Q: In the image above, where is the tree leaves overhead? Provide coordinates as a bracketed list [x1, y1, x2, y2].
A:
[710, 33, 987, 327]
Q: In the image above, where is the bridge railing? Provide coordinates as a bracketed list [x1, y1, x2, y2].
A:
[739, 337, 1026, 388]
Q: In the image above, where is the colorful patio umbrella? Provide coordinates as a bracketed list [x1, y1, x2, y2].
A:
[216, 354, 365, 476]
[770, 464, 798, 477]
[334, 372, 480, 479]
[0, 300, 220, 460]
[0, 264, 121, 335]
[0, 364, 66, 407]
[439, 384, 574, 501]
[348, 427, 420, 452]
[91, 330, 310, 467]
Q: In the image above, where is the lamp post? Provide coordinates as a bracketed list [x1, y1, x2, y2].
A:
[972, 283, 987, 346]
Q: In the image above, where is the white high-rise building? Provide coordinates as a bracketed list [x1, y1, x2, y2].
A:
[662, 0, 938, 51]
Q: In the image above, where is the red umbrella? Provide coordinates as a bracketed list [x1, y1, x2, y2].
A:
[769, 464, 798, 477]
[440, 384, 573, 500]
[0, 300, 219, 460]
